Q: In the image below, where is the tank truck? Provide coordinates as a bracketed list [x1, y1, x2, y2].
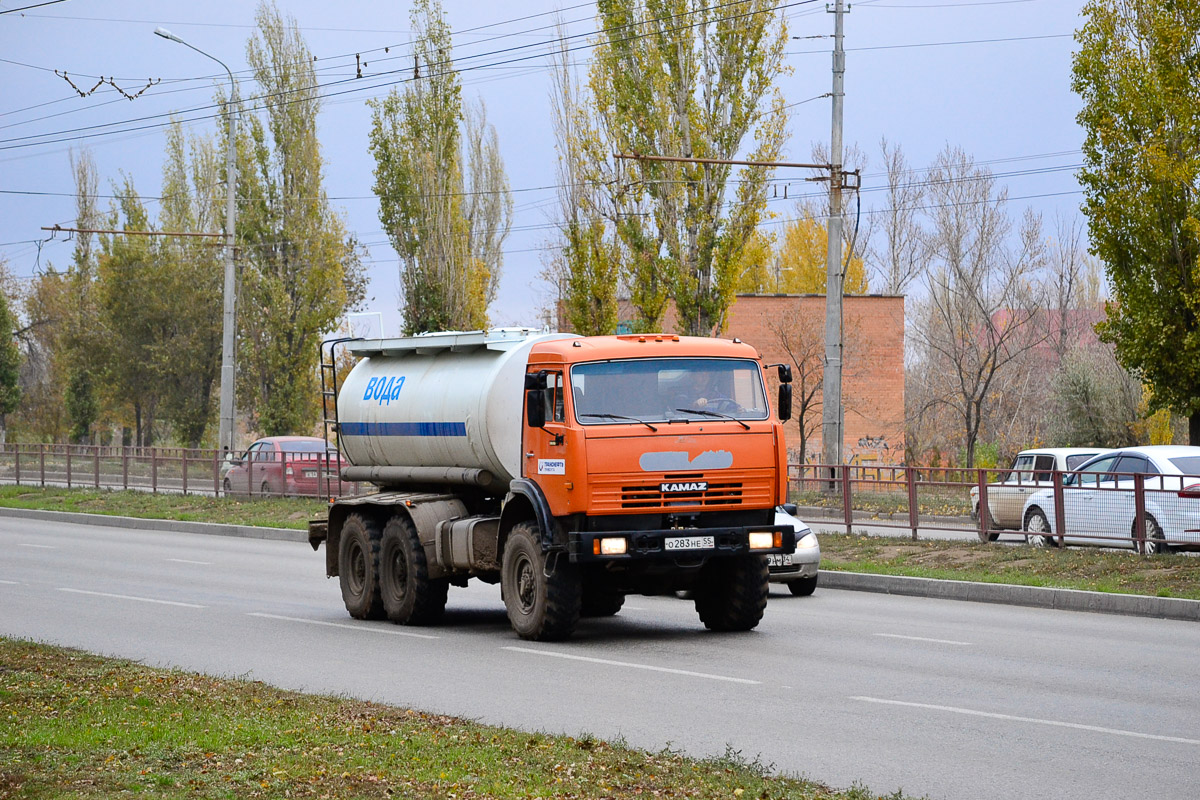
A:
[308, 328, 797, 641]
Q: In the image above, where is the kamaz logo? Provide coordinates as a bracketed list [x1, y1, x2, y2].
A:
[660, 481, 708, 493]
[363, 376, 405, 405]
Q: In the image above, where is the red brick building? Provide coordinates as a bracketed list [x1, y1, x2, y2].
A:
[560, 294, 906, 464]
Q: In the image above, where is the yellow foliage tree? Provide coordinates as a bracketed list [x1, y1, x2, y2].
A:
[735, 206, 867, 294]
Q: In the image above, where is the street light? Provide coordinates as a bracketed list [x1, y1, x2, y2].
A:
[154, 27, 239, 457]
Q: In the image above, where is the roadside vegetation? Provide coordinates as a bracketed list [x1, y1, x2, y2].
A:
[0, 639, 909, 800]
[817, 532, 1200, 600]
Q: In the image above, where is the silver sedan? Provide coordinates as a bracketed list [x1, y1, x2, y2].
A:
[768, 504, 820, 596]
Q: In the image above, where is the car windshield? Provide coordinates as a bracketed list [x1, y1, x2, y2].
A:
[571, 357, 769, 424]
[1169, 456, 1200, 474]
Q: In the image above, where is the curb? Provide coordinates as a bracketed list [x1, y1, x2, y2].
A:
[5, 505, 1195, 622]
[0, 506, 307, 544]
[820, 570, 1200, 622]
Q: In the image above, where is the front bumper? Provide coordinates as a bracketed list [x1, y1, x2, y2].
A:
[568, 525, 795, 564]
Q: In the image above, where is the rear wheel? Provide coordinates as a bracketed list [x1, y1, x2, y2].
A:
[1136, 515, 1171, 556]
[501, 522, 581, 641]
[1024, 508, 1056, 548]
[379, 514, 448, 625]
[787, 574, 819, 597]
[338, 513, 385, 620]
[693, 555, 768, 632]
[222, 478, 232, 496]
[976, 506, 1000, 542]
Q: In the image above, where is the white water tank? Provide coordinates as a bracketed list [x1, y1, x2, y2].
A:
[337, 329, 575, 487]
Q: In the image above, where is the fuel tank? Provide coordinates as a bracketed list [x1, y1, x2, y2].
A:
[336, 329, 575, 486]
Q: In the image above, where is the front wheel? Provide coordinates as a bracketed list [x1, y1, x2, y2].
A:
[693, 555, 768, 632]
[379, 514, 448, 625]
[1136, 515, 1172, 556]
[787, 574, 819, 597]
[975, 506, 1000, 542]
[1024, 507, 1056, 548]
[501, 523, 581, 641]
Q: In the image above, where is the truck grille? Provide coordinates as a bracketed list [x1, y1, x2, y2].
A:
[620, 482, 744, 509]
[587, 470, 775, 514]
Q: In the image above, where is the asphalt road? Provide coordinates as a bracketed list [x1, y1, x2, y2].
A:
[3, 517, 1199, 800]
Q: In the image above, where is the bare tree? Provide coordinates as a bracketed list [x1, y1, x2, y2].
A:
[868, 137, 927, 296]
[910, 146, 1047, 467]
[766, 306, 825, 464]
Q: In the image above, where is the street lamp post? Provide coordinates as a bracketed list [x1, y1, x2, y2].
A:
[155, 27, 239, 456]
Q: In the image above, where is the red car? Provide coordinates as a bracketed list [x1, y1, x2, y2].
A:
[222, 436, 345, 497]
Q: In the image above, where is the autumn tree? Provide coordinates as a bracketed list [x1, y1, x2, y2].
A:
[868, 138, 927, 296]
[368, 0, 512, 334]
[0, 263, 20, 443]
[909, 146, 1046, 467]
[235, 2, 366, 435]
[766, 305, 824, 464]
[558, 0, 789, 335]
[1073, 0, 1200, 443]
[736, 203, 867, 294]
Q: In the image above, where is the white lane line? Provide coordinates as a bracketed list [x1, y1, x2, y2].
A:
[18, 543, 57, 550]
[0, 579, 20, 585]
[247, 612, 439, 640]
[875, 633, 972, 646]
[503, 646, 760, 685]
[57, 588, 205, 609]
[850, 696, 1200, 746]
[166, 558, 212, 565]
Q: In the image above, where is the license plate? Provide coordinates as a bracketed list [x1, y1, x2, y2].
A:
[303, 470, 317, 478]
[767, 554, 792, 567]
[665, 535, 714, 551]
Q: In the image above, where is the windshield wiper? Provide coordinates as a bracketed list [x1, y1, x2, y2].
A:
[580, 413, 658, 431]
[674, 408, 751, 431]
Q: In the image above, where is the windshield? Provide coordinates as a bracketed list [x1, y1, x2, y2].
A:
[571, 357, 769, 425]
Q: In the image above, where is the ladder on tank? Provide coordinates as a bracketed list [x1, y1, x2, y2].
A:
[318, 337, 362, 496]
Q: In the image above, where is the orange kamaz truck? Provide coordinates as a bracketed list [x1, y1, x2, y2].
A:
[309, 328, 796, 641]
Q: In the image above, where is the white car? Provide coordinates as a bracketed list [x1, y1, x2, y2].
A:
[1020, 446, 1200, 554]
[769, 504, 820, 596]
[971, 447, 1107, 539]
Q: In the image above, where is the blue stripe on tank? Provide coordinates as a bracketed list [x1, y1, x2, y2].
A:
[339, 422, 467, 437]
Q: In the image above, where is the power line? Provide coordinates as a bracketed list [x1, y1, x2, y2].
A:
[0, 0, 71, 15]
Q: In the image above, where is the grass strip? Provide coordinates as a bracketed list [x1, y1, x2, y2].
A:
[815, 532, 1200, 600]
[0, 638, 910, 800]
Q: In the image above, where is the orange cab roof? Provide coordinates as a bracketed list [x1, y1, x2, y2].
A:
[529, 334, 762, 364]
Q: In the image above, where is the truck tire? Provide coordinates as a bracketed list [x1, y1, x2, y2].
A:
[693, 555, 768, 632]
[338, 513, 385, 620]
[379, 514, 448, 625]
[580, 587, 625, 617]
[501, 522, 581, 641]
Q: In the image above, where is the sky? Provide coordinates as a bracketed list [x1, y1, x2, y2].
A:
[0, 0, 1088, 338]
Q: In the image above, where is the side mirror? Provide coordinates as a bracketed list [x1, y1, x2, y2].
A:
[777, 383, 792, 421]
[765, 363, 793, 383]
[524, 372, 548, 391]
[782, 502, 798, 515]
[526, 389, 546, 428]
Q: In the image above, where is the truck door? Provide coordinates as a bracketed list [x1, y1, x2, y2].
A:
[525, 370, 570, 501]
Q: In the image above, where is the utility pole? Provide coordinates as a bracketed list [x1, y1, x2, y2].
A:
[154, 27, 239, 457]
[821, 0, 847, 475]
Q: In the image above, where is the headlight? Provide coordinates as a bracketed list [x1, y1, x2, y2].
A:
[748, 531, 781, 549]
[796, 532, 818, 549]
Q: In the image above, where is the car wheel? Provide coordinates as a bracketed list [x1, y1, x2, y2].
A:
[1136, 515, 1172, 556]
[222, 478, 232, 496]
[787, 574, 819, 597]
[1024, 508, 1056, 548]
[975, 506, 1000, 543]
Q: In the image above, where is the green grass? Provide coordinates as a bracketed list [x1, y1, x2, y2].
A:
[0, 639, 913, 800]
[816, 532, 1200, 600]
[0, 485, 325, 530]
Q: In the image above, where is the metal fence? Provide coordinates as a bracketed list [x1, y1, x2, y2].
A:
[0, 443, 360, 500]
[790, 463, 1200, 554]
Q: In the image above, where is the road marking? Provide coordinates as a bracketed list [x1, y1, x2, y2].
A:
[57, 588, 205, 609]
[850, 696, 1200, 745]
[18, 543, 57, 549]
[166, 558, 211, 565]
[0, 579, 20, 585]
[503, 646, 760, 685]
[875, 633, 972, 646]
[247, 612, 439, 640]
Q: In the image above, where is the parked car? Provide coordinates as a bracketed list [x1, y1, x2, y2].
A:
[1020, 446, 1200, 554]
[769, 504, 820, 596]
[222, 436, 344, 497]
[971, 448, 1107, 540]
